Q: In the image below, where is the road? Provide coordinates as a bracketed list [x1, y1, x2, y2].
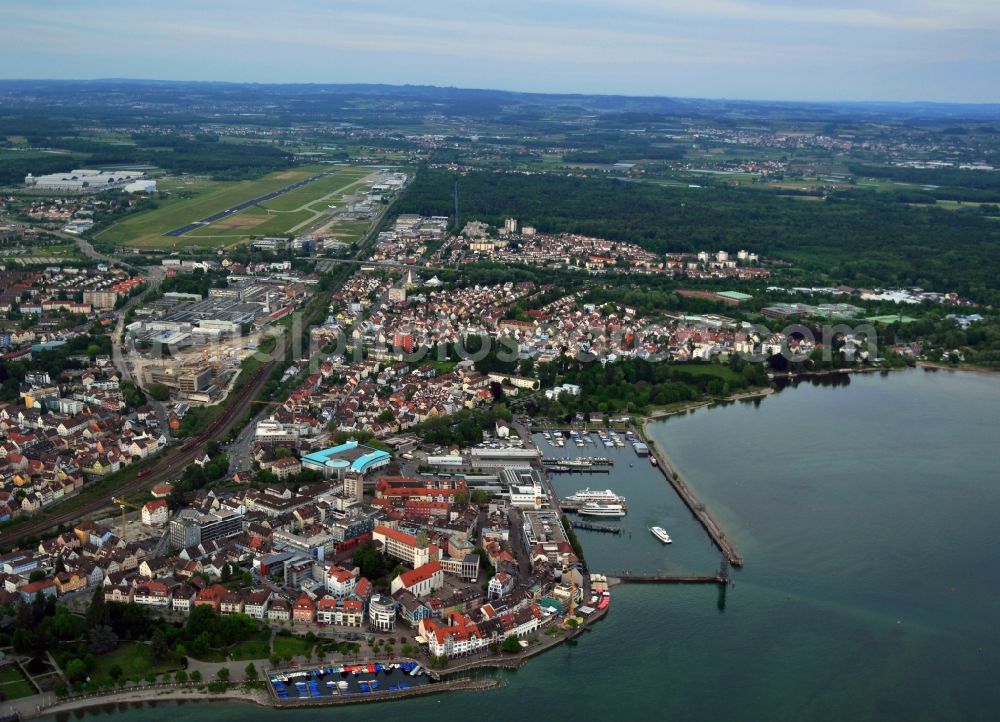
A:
[0, 355, 279, 548]
[163, 171, 334, 237]
[0, 170, 412, 548]
[311, 257, 448, 273]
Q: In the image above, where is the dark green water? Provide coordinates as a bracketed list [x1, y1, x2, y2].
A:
[50, 369, 1000, 722]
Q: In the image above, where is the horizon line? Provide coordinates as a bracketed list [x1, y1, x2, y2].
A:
[1, 76, 998, 108]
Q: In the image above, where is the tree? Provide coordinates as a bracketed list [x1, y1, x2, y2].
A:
[88, 624, 119, 654]
[148, 383, 170, 401]
[216, 667, 230, 682]
[471, 489, 491, 506]
[502, 636, 522, 654]
[87, 585, 110, 628]
[151, 628, 170, 662]
[190, 670, 202, 683]
[175, 670, 188, 683]
[244, 662, 258, 681]
[109, 664, 123, 680]
[65, 658, 88, 684]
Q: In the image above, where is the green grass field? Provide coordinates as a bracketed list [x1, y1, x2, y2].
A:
[866, 315, 918, 324]
[100, 165, 376, 249]
[0, 665, 36, 700]
[227, 639, 272, 661]
[96, 165, 330, 249]
[670, 364, 743, 383]
[272, 635, 312, 659]
[256, 166, 371, 212]
[91, 643, 179, 682]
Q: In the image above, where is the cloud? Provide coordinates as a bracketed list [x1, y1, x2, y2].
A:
[0, 0, 996, 101]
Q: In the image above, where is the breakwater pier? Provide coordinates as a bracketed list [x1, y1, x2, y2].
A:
[641, 422, 743, 567]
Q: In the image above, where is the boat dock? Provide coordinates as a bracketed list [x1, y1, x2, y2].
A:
[571, 520, 622, 534]
[643, 432, 743, 567]
[610, 573, 726, 585]
[545, 465, 609, 474]
[542, 457, 614, 468]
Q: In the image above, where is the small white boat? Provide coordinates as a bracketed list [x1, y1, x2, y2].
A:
[650, 526, 672, 544]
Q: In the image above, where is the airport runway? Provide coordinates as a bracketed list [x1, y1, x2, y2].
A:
[163, 171, 332, 237]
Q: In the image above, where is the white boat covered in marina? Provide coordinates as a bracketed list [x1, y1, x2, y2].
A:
[566, 488, 625, 504]
[579, 502, 626, 517]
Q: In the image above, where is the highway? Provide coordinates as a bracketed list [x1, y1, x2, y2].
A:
[163, 171, 333, 237]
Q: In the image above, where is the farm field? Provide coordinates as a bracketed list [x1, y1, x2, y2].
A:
[95, 165, 331, 249]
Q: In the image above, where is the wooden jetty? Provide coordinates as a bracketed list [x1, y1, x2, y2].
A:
[571, 520, 621, 534]
[613, 573, 726, 585]
[542, 458, 613, 467]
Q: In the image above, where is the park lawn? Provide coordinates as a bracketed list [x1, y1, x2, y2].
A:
[227, 639, 272, 661]
[0, 667, 26, 685]
[97, 165, 327, 248]
[272, 635, 313, 659]
[0, 677, 36, 700]
[670, 364, 743, 384]
[0, 664, 37, 698]
[92, 642, 179, 682]
[188, 649, 228, 663]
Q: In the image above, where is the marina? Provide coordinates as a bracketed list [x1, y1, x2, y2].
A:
[539, 430, 725, 580]
[269, 661, 432, 702]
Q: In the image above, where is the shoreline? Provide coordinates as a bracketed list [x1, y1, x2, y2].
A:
[32, 686, 274, 719]
[32, 676, 507, 719]
[916, 360, 998, 376]
[28, 602, 611, 719]
[646, 386, 774, 421]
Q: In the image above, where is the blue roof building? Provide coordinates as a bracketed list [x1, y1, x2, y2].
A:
[301, 440, 391, 478]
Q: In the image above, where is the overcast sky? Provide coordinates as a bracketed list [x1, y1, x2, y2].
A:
[1, 0, 998, 102]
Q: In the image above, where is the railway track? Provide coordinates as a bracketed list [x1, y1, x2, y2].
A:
[1, 170, 409, 550]
[0, 362, 275, 548]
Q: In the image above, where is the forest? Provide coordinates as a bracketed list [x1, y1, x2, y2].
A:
[0, 132, 292, 185]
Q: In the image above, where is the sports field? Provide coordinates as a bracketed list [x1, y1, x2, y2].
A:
[96, 164, 372, 249]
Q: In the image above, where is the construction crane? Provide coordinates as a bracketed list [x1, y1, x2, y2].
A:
[201, 346, 224, 389]
[112, 496, 143, 539]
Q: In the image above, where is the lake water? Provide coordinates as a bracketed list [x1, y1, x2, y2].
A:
[48, 369, 1000, 722]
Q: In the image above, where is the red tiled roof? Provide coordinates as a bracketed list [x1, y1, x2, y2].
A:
[398, 560, 441, 588]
